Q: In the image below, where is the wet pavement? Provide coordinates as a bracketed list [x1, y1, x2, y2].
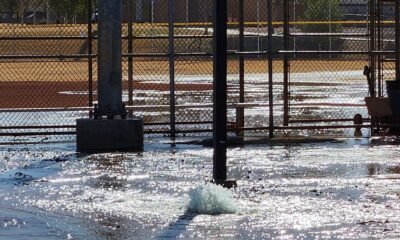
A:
[1, 137, 400, 239]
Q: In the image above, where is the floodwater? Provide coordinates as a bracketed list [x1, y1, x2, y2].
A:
[1, 137, 400, 239]
[0, 69, 375, 134]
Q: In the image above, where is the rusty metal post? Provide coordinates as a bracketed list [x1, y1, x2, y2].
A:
[128, 0, 134, 117]
[268, 0, 274, 137]
[169, 0, 176, 138]
[88, 0, 93, 118]
[237, 0, 245, 137]
[213, 0, 228, 184]
[283, 0, 289, 126]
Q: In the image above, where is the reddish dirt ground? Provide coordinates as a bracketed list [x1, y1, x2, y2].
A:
[0, 59, 374, 108]
[0, 81, 212, 108]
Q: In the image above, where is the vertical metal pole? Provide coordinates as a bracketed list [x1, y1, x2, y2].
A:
[213, 0, 228, 184]
[238, 0, 245, 137]
[128, 0, 134, 117]
[87, 0, 93, 118]
[186, 0, 189, 27]
[377, 0, 382, 96]
[369, 0, 376, 98]
[256, 0, 260, 52]
[293, 0, 296, 52]
[136, 0, 143, 22]
[97, 0, 124, 117]
[46, 0, 50, 24]
[283, 0, 289, 126]
[169, 0, 176, 138]
[268, 0, 274, 138]
[395, 0, 400, 81]
[329, 1, 332, 58]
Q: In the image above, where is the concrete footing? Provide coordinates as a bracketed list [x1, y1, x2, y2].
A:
[76, 118, 143, 152]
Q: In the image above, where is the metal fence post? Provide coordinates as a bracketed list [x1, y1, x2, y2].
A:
[369, 0, 376, 98]
[97, 0, 124, 117]
[128, 0, 134, 117]
[213, 0, 227, 184]
[268, 0, 274, 137]
[283, 0, 289, 126]
[77, 0, 143, 152]
[377, 0, 382, 96]
[87, 0, 93, 118]
[396, 0, 400, 81]
[168, 0, 176, 138]
[237, 0, 245, 137]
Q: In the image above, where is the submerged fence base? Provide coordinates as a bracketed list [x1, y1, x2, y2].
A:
[76, 118, 143, 152]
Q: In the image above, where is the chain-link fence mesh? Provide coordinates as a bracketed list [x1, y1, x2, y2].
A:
[0, 0, 92, 142]
[0, 0, 399, 142]
[284, 0, 395, 136]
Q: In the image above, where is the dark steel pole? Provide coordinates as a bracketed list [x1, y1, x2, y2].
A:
[97, 0, 124, 117]
[395, 0, 400, 81]
[283, 0, 289, 126]
[213, 0, 227, 184]
[377, 0, 382, 96]
[128, 0, 134, 117]
[267, 0, 274, 137]
[169, 0, 176, 138]
[369, 0, 376, 97]
[238, 0, 245, 137]
[88, 0, 93, 118]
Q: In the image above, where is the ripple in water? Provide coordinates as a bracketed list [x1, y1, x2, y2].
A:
[187, 184, 237, 215]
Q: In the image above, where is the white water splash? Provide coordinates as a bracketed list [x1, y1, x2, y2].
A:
[187, 184, 237, 215]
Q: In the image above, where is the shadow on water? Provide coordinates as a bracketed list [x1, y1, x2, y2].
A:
[367, 163, 382, 176]
[156, 213, 198, 239]
[367, 163, 400, 176]
[385, 165, 400, 174]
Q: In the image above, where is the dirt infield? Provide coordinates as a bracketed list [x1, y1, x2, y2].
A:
[0, 59, 375, 108]
[0, 59, 370, 82]
[0, 81, 213, 108]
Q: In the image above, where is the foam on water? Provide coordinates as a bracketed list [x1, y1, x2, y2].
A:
[187, 183, 237, 215]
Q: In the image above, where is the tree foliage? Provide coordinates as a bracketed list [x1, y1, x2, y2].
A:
[0, 0, 17, 13]
[0, 0, 91, 24]
[299, 0, 343, 51]
[48, 0, 88, 23]
[300, 0, 343, 33]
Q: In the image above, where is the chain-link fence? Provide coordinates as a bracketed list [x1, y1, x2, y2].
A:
[0, 0, 399, 142]
[0, 0, 92, 143]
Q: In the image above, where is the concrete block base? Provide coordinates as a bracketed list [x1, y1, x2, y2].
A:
[76, 118, 143, 152]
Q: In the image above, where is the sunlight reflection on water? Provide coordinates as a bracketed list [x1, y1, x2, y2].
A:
[1, 139, 400, 239]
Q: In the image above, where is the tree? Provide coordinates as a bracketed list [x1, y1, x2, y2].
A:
[0, 0, 17, 13]
[48, 0, 88, 24]
[299, 0, 343, 51]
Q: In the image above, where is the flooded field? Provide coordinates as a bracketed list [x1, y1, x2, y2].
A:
[1, 68, 377, 137]
[1, 137, 400, 239]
